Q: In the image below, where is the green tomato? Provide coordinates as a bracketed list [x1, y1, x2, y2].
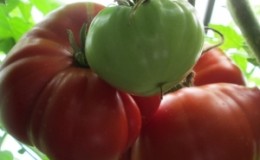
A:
[86, 0, 204, 96]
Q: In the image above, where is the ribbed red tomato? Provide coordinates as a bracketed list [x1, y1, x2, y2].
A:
[193, 48, 245, 85]
[0, 3, 141, 160]
[132, 95, 161, 125]
[132, 83, 260, 160]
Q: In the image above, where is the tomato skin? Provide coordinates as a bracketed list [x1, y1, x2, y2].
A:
[0, 3, 141, 160]
[132, 95, 161, 125]
[193, 48, 246, 85]
[132, 83, 260, 160]
[28, 69, 141, 160]
[86, 0, 204, 96]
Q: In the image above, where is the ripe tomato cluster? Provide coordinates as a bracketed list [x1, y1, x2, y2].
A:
[0, 1, 259, 160]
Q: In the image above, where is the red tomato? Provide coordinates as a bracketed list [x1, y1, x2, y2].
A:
[132, 83, 260, 160]
[193, 48, 246, 85]
[0, 3, 141, 160]
[132, 95, 161, 125]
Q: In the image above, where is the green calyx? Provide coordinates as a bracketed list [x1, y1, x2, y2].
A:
[116, 0, 148, 8]
[116, 0, 149, 18]
[67, 24, 89, 68]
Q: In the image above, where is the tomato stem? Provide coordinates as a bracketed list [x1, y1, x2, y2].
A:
[116, 0, 134, 6]
[203, 27, 225, 53]
[167, 72, 195, 93]
[132, 0, 146, 10]
[67, 24, 89, 68]
[128, 0, 148, 18]
[116, 0, 148, 7]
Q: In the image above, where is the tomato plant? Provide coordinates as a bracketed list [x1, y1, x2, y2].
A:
[0, 1, 260, 160]
[132, 83, 260, 160]
[85, 0, 204, 96]
[193, 47, 246, 86]
[0, 2, 141, 160]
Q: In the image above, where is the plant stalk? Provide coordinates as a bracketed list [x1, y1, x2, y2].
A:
[188, 0, 195, 6]
[227, 0, 260, 63]
[0, 132, 7, 150]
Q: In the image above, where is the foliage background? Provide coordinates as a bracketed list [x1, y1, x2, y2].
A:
[0, 0, 259, 160]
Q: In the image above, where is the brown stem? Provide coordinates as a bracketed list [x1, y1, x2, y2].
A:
[227, 0, 260, 64]
[166, 72, 195, 93]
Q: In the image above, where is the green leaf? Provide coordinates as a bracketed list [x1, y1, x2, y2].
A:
[0, 37, 15, 53]
[248, 58, 260, 67]
[0, 9, 12, 39]
[8, 17, 33, 41]
[230, 52, 248, 72]
[209, 24, 245, 50]
[0, 151, 13, 160]
[17, 2, 33, 23]
[0, 0, 6, 5]
[0, 0, 19, 14]
[0, 1, 34, 42]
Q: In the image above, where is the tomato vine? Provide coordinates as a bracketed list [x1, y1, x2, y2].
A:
[0, 0, 260, 160]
